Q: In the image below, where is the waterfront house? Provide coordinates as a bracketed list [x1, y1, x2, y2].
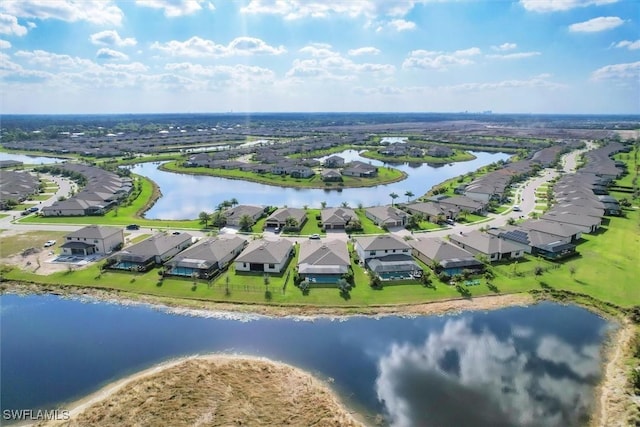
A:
[61, 225, 124, 257]
[410, 237, 483, 275]
[224, 205, 265, 227]
[487, 226, 577, 260]
[449, 230, 527, 262]
[320, 207, 356, 230]
[234, 239, 294, 273]
[164, 236, 246, 279]
[297, 239, 350, 285]
[342, 161, 377, 177]
[323, 155, 345, 168]
[265, 207, 307, 230]
[365, 206, 408, 227]
[107, 232, 193, 272]
[520, 220, 583, 243]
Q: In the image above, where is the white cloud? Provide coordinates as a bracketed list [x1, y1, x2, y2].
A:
[569, 16, 624, 33]
[96, 48, 129, 61]
[348, 46, 381, 56]
[240, 0, 426, 20]
[492, 42, 517, 51]
[612, 40, 640, 50]
[0, 40, 12, 49]
[90, 30, 137, 47]
[0, 13, 28, 36]
[164, 62, 276, 90]
[402, 48, 481, 71]
[520, 0, 618, 13]
[388, 19, 416, 32]
[487, 51, 541, 59]
[103, 62, 148, 73]
[135, 0, 204, 17]
[591, 61, 640, 80]
[14, 49, 95, 69]
[299, 43, 338, 57]
[151, 36, 286, 57]
[445, 74, 564, 91]
[0, 0, 124, 26]
[286, 53, 395, 82]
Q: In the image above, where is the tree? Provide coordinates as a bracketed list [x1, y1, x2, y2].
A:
[198, 211, 211, 227]
[405, 190, 414, 203]
[320, 201, 327, 209]
[507, 217, 517, 226]
[239, 214, 254, 231]
[230, 197, 238, 207]
[341, 201, 350, 208]
[284, 216, 299, 230]
[211, 211, 227, 228]
[390, 192, 399, 206]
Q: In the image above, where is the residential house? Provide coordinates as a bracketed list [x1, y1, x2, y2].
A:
[289, 166, 315, 178]
[426, 145, 453, 158]
[487, 226, 577, 260]
[265, 207, 307, 230]
[164, 236, 247, 279]
[410, 237, 483, 275]
[234, 239, 294, 273]
[438, 195, 488, 214]
[365, 206, 408, 227]
[224, 205, 265, 227]
[519, 220, 583, 243]
[108, 232, 194, 272]
[354, 234, 412, 261]
[540, 212, 601, 234]
[342, 161, 377, 177]
[323, 155, 345, 168]
[320, 169, 343, 182]
[60, 225, 124, 257]
[405, 202, 457, 223]
[321, 207, 356, 230]
[449, 230, 528, 262]
[297, 239, 350, 284]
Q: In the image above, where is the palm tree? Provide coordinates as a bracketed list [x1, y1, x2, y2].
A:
[239, 214, 254, 231]
[405, 190, 414, 203]
[230, 197, 239, 207]
[390, 192, 399, 206]
[320, 201, 327, 209]
[341, 201, 350, 208]
[198, 211, 211, 227]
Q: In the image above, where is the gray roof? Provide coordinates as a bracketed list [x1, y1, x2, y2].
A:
[117, 232, 193, 260]
[406, 201, 453, 217]
[488, 225, 566, 248]
[235, 239, 293, 264]
[520, 220, 583, 238]
[321, 207, 356, 225]
[365, 206, 407, 223]
[541, 212, 601, 228]
[410, 237, 480, 267]
[355, 234, 410, 251]
[298, 239, 350, 275]
[449, 230, 528, 255]
[266, 207, 307, 224]
[66, 225, 122, 240]
[367, 254, 419, 273]
[224, 205, 264, 220]
[167, 236, 246, 269]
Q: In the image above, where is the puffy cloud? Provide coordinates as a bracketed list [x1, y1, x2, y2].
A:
[376, 318, 601, 427]
[285, 54, 395, 82]
[569, 16, 624, 33]
[299, 43, 338, 57]
[348, 46, 381, 56]
[487, 51, 541, 59]
[151, 36, 286, 57]
[612, 40, 640, 50]
[0, 39, 12, 49]
[241, 0, 426, 20]
[135, 0, 205, 17]
[445, 74, 565, 91]
[520, 0, 618, 13]
[103, 62, 148, 73]
[96, 48, 129, 61]
[14, 49, 95, 69]
[164, 62, 276, 90]
[0, 13, 28, 36]
[402, 48, 481, 71]
[491, 42, 517, 51]
[388, 19, 416, 32]
[0, 0, 123, 26]
[590, 61, 640, 80]
[90, 30, 137, 47]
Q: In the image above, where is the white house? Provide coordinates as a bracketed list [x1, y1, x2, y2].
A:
[61, 225, 124, 256]
[354, 235, 411, 262]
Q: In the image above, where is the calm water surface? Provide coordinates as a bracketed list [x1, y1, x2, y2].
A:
[133, 150, 509, 219]
[0, 295, 611, 427]
[0, 152, 66, 165]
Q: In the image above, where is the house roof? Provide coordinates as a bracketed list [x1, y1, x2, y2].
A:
[438, 195, 486, 210]
[167, 236, 246, 269]
[406, 202, 451, 217]
[410, 237, 478, 265]
[488, 225, 566, 248]
[367, 254, 419, 273]
[66, 225, 122, 240]
[224, 205, 264, 220]
[355, 234, 410, 251]
[235, 239, 293, 264]
[61, 241, 95, 249]
[321, 207, 355, 225]
[541, 212, 601, 228]
[449, 230, 528, 255]
[266, 207, 307, 224]
[298, 239, 350, 275]
[116, 232, 193, 260]
[520, 220, 583, 238]
[365, 206, 407, 223]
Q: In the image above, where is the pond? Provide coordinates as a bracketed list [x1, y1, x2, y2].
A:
[0, 152, 66, 165]
[0, 295, 612, 426]
[132, 150, 509, 220]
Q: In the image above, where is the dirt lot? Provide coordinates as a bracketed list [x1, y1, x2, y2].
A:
[0, 230, 72, 275]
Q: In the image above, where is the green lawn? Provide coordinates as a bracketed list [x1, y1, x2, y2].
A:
[30, 194, 53, 201]
[354, 210, 384, 234]
[360, 149, 476, 164]
[294, 210, 324, 236]
[613, 148, 639, 188]
[457, 213, 486, 223]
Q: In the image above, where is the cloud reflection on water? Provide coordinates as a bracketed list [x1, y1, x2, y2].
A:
[375, 318, 601, 427]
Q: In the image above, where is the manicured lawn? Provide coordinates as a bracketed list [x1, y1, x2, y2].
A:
[360, 149, 476, 164]
[294, 210, 324, 236]
[30, 194, 53, 201]
[491, 205, 511, 214]
[354, 210, 384, 234]
[0, 214, 8, 219]
[613, 148, 639, 188]
[416, 221, 442, 231]
[457, 213, 486, 223]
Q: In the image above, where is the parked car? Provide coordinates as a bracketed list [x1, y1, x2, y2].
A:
[26, 206, 39, 213]
[309, 234, 321, 240]
[274, 227, 281, 234]
[445, 219, 455, 225]
[126, 224, 140, 230]
[513, 205, 521, 212]
[44, 240, 56, 247]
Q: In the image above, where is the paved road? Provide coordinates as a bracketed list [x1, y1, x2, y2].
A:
[1, 143, 595, 244]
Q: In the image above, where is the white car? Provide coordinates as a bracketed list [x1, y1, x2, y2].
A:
[44, 240, 57, 247]
[513, 205, 521, 212]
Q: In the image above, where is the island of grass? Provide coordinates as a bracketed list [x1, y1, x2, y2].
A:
[359, 148, 476, 164]
[159, 160, 407, 189]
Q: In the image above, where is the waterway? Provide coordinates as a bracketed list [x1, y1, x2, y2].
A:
[133, 150, 509, 220]
[0, 152, 66, 165]
[0, 295, 611, 427]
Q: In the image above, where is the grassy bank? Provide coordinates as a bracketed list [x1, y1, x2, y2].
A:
[360, 149, 476, 164]
[160, 161, 407, 189]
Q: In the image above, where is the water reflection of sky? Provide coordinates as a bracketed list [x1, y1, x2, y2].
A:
[0, 152, 65, 165]
[132, 150, 509, 219]
[376, 312, 609, 427]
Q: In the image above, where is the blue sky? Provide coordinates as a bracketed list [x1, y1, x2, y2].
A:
[0, 0, 638, 114]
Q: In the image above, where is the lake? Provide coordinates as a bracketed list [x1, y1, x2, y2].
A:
[0, 295, 611, 426]
[132, 150, 510, 220]
[0, 152, 66, 165]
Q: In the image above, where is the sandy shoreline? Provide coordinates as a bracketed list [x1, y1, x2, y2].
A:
[3, 281, 636, 426]
[36, 355, 365, 427]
